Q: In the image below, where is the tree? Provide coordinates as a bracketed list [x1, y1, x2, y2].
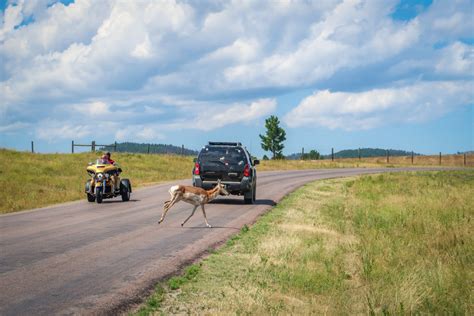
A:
[259, 115, 286, 159]
[302, 149, 320, 160]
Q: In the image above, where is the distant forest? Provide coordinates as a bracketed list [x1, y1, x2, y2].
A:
[287, 148, 421, 160]
[100, 142, 198, 156]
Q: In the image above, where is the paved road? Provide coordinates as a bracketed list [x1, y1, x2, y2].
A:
[0, 168, 448, 315]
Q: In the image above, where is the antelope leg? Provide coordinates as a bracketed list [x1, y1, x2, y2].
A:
[181, 205, 198, 227]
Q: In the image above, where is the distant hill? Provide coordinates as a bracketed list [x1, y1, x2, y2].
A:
[323, 148, 421, 159]
[99, 142, 198, 156]
[286, 148, 421, 160]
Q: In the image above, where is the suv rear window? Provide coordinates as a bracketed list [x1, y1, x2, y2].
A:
[200, 147, 247, 166]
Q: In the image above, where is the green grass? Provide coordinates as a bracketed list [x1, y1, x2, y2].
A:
[134, 171, 473, 315]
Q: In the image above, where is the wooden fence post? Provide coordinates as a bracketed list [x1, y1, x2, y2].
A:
[182, 144, 184, 156]
[31, 141, 34, 153]
[439, 152, 442, 165]
[332, 148, 334, 161]
[72, 140, 74, 153]
[302, 147, 304, 160]
[91, 141, 96, 152]
[114, 141, 117, 152]
[386, 150, 389, 163]
[464, 153, 467, 166]
[411, 151, 414, 164]
[358, 148, 361, 160]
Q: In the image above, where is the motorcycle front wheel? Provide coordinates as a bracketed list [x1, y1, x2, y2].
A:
[96, 188, 103, 204]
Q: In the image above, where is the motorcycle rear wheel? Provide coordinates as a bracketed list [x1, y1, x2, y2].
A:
[87, 193, 95, 202]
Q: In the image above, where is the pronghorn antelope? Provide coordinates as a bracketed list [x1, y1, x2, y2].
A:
[158, 180, 229, 227]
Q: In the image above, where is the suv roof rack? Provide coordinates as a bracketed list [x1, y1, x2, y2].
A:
[208, 141, 242, 146]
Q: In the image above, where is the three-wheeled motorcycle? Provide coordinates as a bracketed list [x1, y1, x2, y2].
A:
[85, 158, 132, 203]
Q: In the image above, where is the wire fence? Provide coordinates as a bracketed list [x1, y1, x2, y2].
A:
[26, 141, 473, 166]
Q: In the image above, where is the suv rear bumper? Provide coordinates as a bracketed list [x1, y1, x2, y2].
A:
[193, 176, 252, 193]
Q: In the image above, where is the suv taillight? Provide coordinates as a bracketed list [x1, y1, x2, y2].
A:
[243, 164, 250, 177]
[194, 162, 200, 175]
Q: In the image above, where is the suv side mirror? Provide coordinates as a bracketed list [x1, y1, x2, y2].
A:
[193, 158, 197, 163]
[253, 159, 260, 165]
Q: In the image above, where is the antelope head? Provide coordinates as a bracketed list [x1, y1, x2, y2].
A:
[216, 180, 230, 196]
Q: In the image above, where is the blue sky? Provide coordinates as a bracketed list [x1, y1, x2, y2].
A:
[0, 0, 472, 157]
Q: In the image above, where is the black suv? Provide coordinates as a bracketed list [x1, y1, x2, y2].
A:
[192, 142, 259, 204]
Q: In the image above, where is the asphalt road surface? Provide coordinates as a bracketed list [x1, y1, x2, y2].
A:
[0, 168, 449, 315]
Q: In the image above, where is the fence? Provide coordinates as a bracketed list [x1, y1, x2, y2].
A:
[28, 140, 188, 155]
[26, 141, 473, 166]
[71, 141, 117, 153]
[300, 147, 473, 167]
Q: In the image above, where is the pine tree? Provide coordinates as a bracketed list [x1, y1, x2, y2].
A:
[259, 115, 286, 159]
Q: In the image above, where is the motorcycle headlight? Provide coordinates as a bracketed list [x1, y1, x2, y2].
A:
[97, 173, 104, 180]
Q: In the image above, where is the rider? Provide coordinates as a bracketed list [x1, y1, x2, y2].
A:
[103, 152, 115, 165]
[103, 152, 120, 192]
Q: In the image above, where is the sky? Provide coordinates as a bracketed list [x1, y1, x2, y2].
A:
[0, 0, 473, 157]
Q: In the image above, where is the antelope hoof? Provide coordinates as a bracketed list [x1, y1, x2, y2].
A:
[181, 223, 184, 227]
[206, 224, 212, 228]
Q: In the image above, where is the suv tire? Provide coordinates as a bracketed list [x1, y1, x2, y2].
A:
[244, 185, 255, 204]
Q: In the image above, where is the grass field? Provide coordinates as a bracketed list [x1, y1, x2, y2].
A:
[0, 149, 470, 213]
[0, 149, 401, 214]
[0, 149, 193, 213]
[135, 171, 473, 315]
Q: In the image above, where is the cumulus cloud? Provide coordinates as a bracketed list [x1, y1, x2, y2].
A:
[0, 0, 473, 143]
[435, 42, 474, 76]
[284, 81, 474, 130]
[194, 98, 276, 131]
[0, 121, 31, 133]
[73, 101, 110, 116]
[35, 120, 92, 141]
[115, 125, 165, 142]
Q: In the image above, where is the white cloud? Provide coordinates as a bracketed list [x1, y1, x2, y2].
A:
[0, 0, 473, 142]
[131, 34, 153, 59]
[435, 42, 474, 76]
[194, 98, 277, 131]
[115, 125, 164, 142]
[0, 3, 23, 41]
[0, 121, 31, 133]
[284, 81, 474, 130]
[73, 101, 110, 116]
[36, 120, 92, 141]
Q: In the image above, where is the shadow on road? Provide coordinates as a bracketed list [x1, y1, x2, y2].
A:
[211, 198, 276, 206]
[101, 199, 141, 204]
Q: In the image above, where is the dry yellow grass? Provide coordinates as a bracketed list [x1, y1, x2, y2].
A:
[0, 149, 193, 213]
[1, 148, 471, 214]
[335, 153, 473, 167]
[258, 153, 473, 170]
[135, 171, 473, 315]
